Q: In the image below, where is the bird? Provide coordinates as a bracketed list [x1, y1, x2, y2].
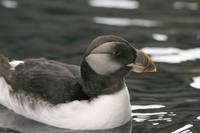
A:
[0, 35, 156, 130]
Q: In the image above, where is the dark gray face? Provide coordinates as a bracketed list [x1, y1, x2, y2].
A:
[81, 35, 156, 97]
[85, 41, 136, 75]
[83, 35, 156, 77]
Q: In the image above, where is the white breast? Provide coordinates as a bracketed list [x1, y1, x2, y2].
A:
[0, 77, 131, 130]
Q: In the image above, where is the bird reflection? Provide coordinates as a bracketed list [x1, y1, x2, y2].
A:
[0, 105, 132, 133]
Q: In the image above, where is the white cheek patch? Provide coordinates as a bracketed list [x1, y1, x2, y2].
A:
[86, 54, 122, 75]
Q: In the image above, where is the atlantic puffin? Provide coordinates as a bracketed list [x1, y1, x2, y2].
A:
[0, 35, 156, 130]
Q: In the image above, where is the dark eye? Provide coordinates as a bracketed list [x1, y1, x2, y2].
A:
[113, 51, 121, 56]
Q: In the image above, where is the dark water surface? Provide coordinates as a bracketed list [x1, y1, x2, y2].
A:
[0, 0, 200, 132]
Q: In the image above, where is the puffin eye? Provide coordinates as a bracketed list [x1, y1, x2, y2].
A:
[113, 51, 121, 56]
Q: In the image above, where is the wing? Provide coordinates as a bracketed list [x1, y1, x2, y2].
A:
[9, 58, 89, 104]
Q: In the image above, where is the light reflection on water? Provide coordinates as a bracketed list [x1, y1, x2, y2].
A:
[173, 1, 198, 10]
[88, 0, 139, 9]
[1, 0, 18, 8]
[94, 17, 161, 27]
[131, 104, 175, 125]
[131, 105, 165, 110]
[190, 76, 200, 89]
[142, 47, 200, 63]
[196, 116, 200, 120]
[171, 124, 193, 133]
[152, 34, 168, 41]
[143, 47, 200, 93]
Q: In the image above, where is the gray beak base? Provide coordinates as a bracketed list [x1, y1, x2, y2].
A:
[127, 50, 156, 73]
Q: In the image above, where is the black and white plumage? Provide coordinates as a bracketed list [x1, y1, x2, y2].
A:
[0, 35, 156, 130]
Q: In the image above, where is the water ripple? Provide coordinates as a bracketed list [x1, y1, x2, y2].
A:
[142, 47, 200, 63]
[88, 0, 139, 9]
[173, 1, 198, 10]
[1, 0, 18, 8]
[132, 111, 176, 124]
[152, 34, 168, 41]
[131, 105, 165, 110]
[171, 124, 193, 133]
[131, 104, 176, 127]
[94, 17, 161, 27]
[190, 76, 200, 89]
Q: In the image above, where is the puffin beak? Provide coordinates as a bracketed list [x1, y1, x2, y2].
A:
[127, 50, 156, 73]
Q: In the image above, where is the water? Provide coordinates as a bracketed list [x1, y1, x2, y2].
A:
[0, 0, 200, 132]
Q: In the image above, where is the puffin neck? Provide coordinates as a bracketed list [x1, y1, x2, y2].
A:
[80, 60, 126, 98]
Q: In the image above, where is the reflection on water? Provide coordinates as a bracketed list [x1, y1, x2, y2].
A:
[131, 105, 165, 110]
[171, 124, 193, 133]
[132, 112, 167, 116]
[190, 76, 200, 89]
[131, 104, 175, 126]
[1, 0, 18, 8]
[94, 17, 161, 27]
[173, 1, 198, 10]
[142, 47, 200, 63]
[152, 34, 168, 42]
[132, 111, 175, 124]
[88, 0, 139, 9]
[196, 116, 200, 120]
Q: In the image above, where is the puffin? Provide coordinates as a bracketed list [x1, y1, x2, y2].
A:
[0, 35, 156, 130]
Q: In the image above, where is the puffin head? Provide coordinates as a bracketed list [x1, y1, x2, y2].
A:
[81, 35, 156, 97]
[82, 35, 156, 76]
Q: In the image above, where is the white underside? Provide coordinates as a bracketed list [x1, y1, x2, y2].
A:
[0, 75, 131, 130]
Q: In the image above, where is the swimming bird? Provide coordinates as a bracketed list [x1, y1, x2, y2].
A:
[0, 35, 156, 130]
